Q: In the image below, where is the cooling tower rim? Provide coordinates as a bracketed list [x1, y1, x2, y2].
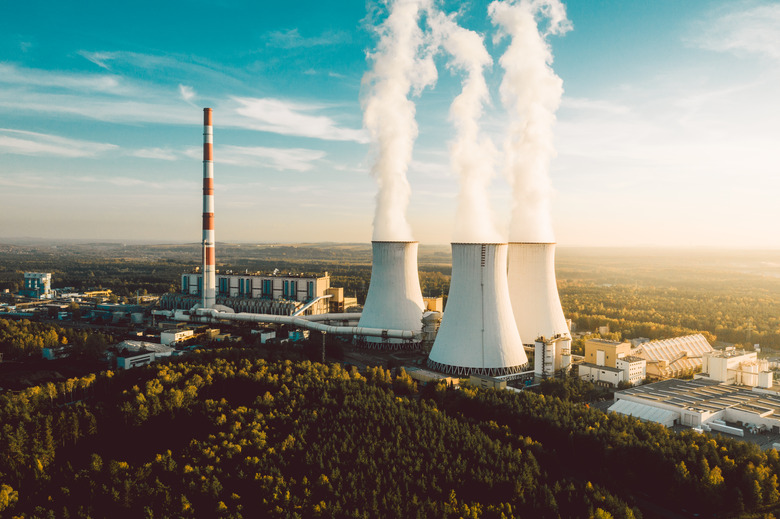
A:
[371, 240, 419, 244]
[450, 242, 508, 246]
[508, 241, 557, 245]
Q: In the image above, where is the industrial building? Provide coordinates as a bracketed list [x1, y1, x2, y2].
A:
[534, 335, 572, 378]
[609, 378, 780, 431]
[110, 340, 175, 370]
[583, 338, 632, 368]
[19, 272, 52, 299]
[161, 328, 194, 345]
[162, 271, 341, 316]
[696, 348, 773, 387]
[578, 355, 646, 387]
[632, 334, 713, 379]
[578, 335, 716, 387]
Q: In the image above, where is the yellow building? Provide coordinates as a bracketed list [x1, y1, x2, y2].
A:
[584, 339, 632, 368]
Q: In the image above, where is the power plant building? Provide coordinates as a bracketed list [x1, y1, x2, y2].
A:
[609, 378, 780, 431]
[19, 272, 52, 299]
[583, 339, 632, 368]
[632, 334, 713, 379]
[161, 271, 340, 316]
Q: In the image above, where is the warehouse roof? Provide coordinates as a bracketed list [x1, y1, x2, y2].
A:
[617, 378, 780, 417]
[608, 399, 679, 427]
[633, 334, 713, 375]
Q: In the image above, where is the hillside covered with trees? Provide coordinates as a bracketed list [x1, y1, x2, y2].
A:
[2, 349, 780, 518]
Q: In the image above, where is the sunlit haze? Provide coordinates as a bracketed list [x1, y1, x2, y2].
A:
[1, 0, 778, 248]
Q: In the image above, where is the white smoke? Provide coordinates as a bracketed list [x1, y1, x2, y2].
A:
[362, 0, 438, 242]
[428, 10, 503, 244]
[489, 0, 571, 243]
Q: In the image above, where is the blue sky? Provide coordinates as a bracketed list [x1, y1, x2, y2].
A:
[1, 0, 779, 247]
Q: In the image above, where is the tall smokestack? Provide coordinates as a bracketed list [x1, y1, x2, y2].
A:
[357, 241, 425, 348]
[507, 242, 570, 370]
[202, 108, 216, 309]
[428, 243, 527, 376]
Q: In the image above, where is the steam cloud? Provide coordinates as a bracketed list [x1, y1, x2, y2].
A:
[429, 10, 502, 244]
[489, 0, 571, 243]
[363, 0, 570, 244]
[362, 0, 437, 242]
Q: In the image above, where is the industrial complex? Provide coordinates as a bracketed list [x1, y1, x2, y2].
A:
[146, 108, 572, 378]
[6, 108, 780, 449]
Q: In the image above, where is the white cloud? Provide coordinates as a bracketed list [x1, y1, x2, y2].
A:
[219, 145, 326, 171]
[691, 2, 780, 61]
[0, 90, 195, 125]
[231, 97, 368, 143]
[265, 28, 350, 49]
[0, 63, 124, 93]
[560, 96, 630, 115]
[179, 84, 196, 102]
[0, 128, 117, 157]
[130, 147, 180, 161]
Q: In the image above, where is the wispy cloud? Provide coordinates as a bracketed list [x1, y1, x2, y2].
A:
[129, 147, 180, 161]
[265, 28, 350, 49]
[561, 97, 630, 115]
[0, 128, 117, 157]
[0, 61, 365, 144]
[74, 175, 199, 191]
[231, 97, 368, 143]
[690, 1, 780, 61]
[181, 144, 326, 171]
[0, 63, 124, 93]
[179, 84, 196, 103]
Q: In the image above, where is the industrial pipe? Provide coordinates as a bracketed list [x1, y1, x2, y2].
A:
[197, 308, 419, 340]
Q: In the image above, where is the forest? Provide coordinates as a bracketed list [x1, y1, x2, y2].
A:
[0, 319, 115, 361]
[2, 347, 780, 518]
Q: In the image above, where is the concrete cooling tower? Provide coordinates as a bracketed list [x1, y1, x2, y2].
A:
[356, 241, 425, 348]
[428, 243, 528, 376]
[507, 242, 571, 371]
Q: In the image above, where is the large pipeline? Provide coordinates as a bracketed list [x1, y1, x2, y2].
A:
[196, 308, 419, 340]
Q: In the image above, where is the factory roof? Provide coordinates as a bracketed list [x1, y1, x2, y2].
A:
[617, 378, 780, 417]
[113, 340, 175, 355]
[608, 399, 679, 427]
[619, 355, 646, 363]
[707, 348, 754, 359]
[580, 362, 623, 374]
[633, 334, 713, 375]
[587, 338, 627, 346]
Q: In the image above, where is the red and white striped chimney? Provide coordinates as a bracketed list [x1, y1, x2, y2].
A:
[202, 108, 216, 309]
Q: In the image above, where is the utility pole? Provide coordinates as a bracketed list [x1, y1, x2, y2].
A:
[322, 332, 326, 364]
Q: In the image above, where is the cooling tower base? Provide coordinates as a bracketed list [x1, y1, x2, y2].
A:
[354, 336, 422, 351]
[427, 358, 528, 377]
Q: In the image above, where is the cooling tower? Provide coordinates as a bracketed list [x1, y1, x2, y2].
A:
[507, 242, 571, 371]
[356, 241, 425, 348]
[428, 243, 528, 376]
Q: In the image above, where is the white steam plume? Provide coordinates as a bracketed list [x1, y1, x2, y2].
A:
[362, 0, 437, 242]
[429, 10, 502, 244]
[489, 0, 571, 243]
